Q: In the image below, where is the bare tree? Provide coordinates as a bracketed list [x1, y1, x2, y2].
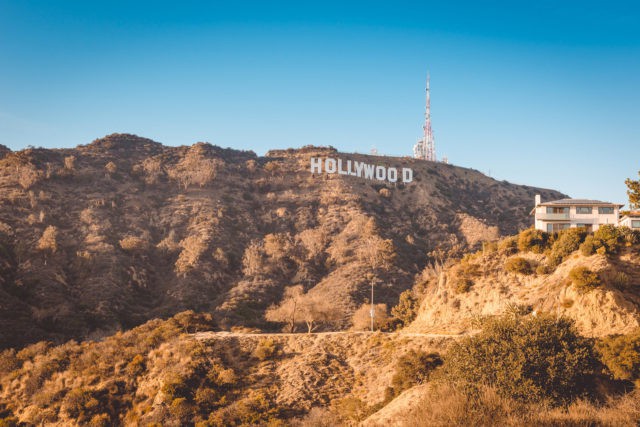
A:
[265, 285, 341, 333]
[265, 285, 303, 333]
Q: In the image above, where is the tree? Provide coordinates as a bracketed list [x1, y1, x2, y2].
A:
[625, 171, 640, 209]
[104, 161, 117, 175]
[265, 286, 303, 333]
[64, 155, 76, 170]
[265, 286, 341, 333]
[37, 225, 58, 253]
[391, 290, 419, 328]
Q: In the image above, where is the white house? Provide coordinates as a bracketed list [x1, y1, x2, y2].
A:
[532, 195, 623, 232]
[619, 212, 640, 230]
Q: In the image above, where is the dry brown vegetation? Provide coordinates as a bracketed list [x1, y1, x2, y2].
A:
[0, 312, 448, 426]
[0, 133, 560, 349]
[408, 226, 640, 338]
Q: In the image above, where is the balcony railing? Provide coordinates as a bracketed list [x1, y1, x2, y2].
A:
[537, 213, 570, 220]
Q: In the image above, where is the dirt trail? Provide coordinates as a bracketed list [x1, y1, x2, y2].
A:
[192, 330, 470, 340]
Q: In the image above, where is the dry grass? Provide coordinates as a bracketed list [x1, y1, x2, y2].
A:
[400, 382, 640, 427]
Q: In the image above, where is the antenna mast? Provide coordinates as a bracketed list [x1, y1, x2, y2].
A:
[413, 72, 436, 161]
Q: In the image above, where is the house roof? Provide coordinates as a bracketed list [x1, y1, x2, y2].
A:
[538, 198, 623, 207]
[621, 211, 640, 219]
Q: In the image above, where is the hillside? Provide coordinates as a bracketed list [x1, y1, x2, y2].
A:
[0, 313, 448, 426]
[3, 228, 640, 425]
[408, 227, 640, 337]
[0, 133, 563, 348]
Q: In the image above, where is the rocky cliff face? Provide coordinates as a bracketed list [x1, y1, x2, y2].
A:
[0, 133, 564, 348]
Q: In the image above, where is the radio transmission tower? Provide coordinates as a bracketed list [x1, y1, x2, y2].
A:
[413, 73, 436, 161]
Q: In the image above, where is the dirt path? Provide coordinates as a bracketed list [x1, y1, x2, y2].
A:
[192, 330, 470, 340]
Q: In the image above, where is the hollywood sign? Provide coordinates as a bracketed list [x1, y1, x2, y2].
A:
[310, 157, 413, 184]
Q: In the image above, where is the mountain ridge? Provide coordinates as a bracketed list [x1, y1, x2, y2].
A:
[0, 133, 565, 349]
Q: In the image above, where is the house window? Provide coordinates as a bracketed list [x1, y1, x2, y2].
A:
[547, 223, 570, 232]
[632, 220, 640, 228]
[598, 207, 614, 214]
[577, 223, 593, 231]
[546, 207, 569, 214]
[576, 207, 592, 214]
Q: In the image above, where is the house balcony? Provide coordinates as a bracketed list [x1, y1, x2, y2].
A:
[537, 213, 570, 221]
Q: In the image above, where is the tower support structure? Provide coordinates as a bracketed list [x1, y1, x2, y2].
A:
[413, 73, 436, 161]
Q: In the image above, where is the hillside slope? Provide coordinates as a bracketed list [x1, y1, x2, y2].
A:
[407, 231, 640, 337]
[0, 134, 563, 348]
[0, 313, 448, 426]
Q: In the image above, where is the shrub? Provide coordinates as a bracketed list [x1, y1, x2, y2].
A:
[126, 354, 146, 377]
[64, 155, 76, 170]
[37, 225, 58, 253]
[612, 271, 630, 290]
[580, 235, 596, 256]
[569, 267, 601, 294]
[536, 264, 552, 275]
[596, 330, 640, 381]
[333, 397, 369, 423]
[548, 228, 587, 266]
[104, 161, 117, 174]
[581, 225, 627, 256]
[161, 374, 192, 400]
[388, 350, 443, 397]
[0, 417, 18, 427]
[504, 257, 532, 275]
[498, 236, 518, 255]
[253, 338, 278, 361]
[119, 236, 148, 252]
[455, 278, 473, 294]
[593, 225, 625, 255]
[458, 260, 481, 278]
[444, 312, 599, 404]
[390, 290, 419, 328]
[169, 397, 195, 420]
[517, 229, 549, 254]
[62, 387, 100, 419]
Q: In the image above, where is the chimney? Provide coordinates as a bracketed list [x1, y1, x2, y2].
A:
[535, 194, 541, 206]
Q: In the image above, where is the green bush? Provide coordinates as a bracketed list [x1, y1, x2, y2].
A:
[580, 235, 596, 256]
[504, 257, 532, 275]
[388, 350, 443, 398]
[390, 290, 419, 328]
[594, 225, 625, 254]
[569, 267, 601, 294]
[548, 228, 587, 266]
[517, 229, 549, 254]
[444, 312, 599, 405]
[596, 330, 640, 381]
[580, 225, 629, 256]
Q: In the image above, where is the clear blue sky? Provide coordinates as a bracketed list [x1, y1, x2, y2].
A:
[1, 1, 639, 205]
